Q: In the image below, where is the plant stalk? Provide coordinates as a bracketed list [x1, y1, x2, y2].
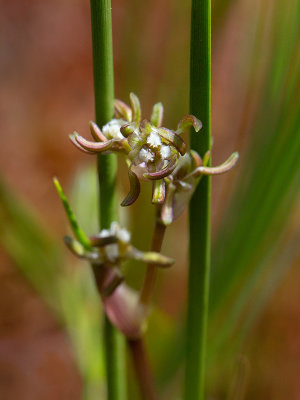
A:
[128, 339, 158, 400]
[140, 220, 166, 306]
[89, 0, 126, 399]
[184, 0, 211, 399]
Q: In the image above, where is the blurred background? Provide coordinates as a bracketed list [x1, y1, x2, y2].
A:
[0, 0, 299, 398]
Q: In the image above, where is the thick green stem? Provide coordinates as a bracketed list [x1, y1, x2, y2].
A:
[89, 0, 126, 399]
[184, 0, 211, 399]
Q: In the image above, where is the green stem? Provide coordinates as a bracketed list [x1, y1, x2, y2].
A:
[184, 0, 211, 399]
[89, 0, 126, 399]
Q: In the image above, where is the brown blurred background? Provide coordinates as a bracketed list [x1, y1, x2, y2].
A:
[0, 0, 299, 399]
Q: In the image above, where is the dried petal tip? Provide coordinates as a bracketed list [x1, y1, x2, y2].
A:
[176, 115, 202, 134]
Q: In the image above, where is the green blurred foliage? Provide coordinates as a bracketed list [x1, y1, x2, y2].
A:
[0, 0, 299, 398]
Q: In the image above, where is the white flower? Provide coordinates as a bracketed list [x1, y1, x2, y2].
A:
[146, 131, 162, 148]
[139, 148, 155, 163]
[105, 244, 119, 262]
[102, 119, 125, 140]
[160, 145, 171, 159]
[110, 222, 131, 243]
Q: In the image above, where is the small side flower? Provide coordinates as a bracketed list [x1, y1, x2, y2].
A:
[158, 150, 239, 226]
[53, 178, 174, 338]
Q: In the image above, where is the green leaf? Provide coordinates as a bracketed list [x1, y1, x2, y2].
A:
[53, 178, 92, 250]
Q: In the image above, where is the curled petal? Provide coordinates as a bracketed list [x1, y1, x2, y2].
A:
[189, 152, 239, 177]
[152, 180, 166, 204]
[129, 92, 141, 123]
[132, 249, 174, 267]
[158, 127, 186, 155]
[150, 102, 164, 127]
[114, 99, 132, 122]
[89, 121, 108, 142]
[121, 169, 141, 207]
[75, 133, 113, 152]
[69, 133, 96, 154]
[144, 155, 177, 180]
[176, 115, 202, 134]
[120, 123, 136, 138]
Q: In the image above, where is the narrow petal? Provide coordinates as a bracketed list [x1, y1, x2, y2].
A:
[130, 92, 141, 123]
[150, 102, 164, 127]
[176, 115, 202, 134]
[121, 169, 141, 206]
[75, 134, 113, 152]
[53, 178, 92, 250]
[144, 155, 177, 180]
[132, 249, 174, 267]
[152, 180, 166, 204]
[89, 121, 109, 142]
[69, 133, 96, 154]
[114, 99, 132, 122]
[190, 152, 239, 177]
[158, 127, 186, 155]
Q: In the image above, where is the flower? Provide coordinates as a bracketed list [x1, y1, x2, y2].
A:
[68, 93, 202, 206]
[54, 178, 174, 338]
[158, 150, 239, 225]
[64, 221, 174, 273]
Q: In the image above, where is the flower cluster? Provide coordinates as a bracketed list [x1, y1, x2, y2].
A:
[69, 93, 202, 206]
[69, 93, 238, 225]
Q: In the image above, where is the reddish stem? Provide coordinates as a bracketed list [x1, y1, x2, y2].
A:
[127, 338, 158, 400]
[139, 220, 166, 305]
